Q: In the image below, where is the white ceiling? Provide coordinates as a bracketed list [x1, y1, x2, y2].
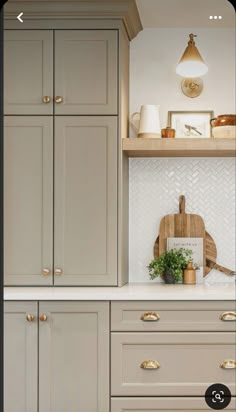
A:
[136, 0, 235, 28]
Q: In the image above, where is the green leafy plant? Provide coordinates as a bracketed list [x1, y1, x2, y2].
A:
[148, 248, 193, 283]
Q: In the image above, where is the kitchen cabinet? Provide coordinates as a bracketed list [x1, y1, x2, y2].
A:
[4, 116, 117, 286]
[111, 332, 235, 396]
[54, 117, 117, 285]
[4, 29, 117, 115]
[111, 397, 236, 411]
[54, 30, 117, 115]
[4, 117, 53, 285]
[4, 301, 109, 412]
[4, 302, 38, 412]
[4, 30, 53, 115]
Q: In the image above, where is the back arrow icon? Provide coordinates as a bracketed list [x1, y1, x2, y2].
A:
[17, 12, 24, 23]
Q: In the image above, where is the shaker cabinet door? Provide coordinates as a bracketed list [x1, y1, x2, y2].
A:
[4, 30, 53, 114]
[4, 302, 38, 412]
[4, 117, 53, 285]
[54, 116, 117, 285]
[54, 30, 118, 114]
[39, 302, 109, 412]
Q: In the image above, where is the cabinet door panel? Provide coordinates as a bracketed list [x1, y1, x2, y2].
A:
[111, 397, 236, 411]
[4, 117, 53, 285]
[55, 30, 117, 114]
[4, 302, 38, 412]
[39, 302, 109, 412]
[54, 116, 117, 285]
[4, 30, 53, 114]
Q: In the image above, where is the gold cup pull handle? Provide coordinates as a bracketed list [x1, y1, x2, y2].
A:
[220, 360, 236, 369]
[140, 360, 160, 370]
[141, 312, 160, 322]
[40, 314, 47, 322]
[55, 96, 63, 104]
[43, 96, 51, 103]
[26, 314, 34, 322]
[220, 312, 236, 321]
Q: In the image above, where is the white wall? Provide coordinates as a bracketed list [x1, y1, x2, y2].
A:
[129, 28, 235, 283]
[130, 28, 235, 133]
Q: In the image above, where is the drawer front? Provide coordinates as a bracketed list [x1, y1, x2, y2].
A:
[111, 332, 236, 396]
[111, 397, 236, 411]
[111, 301, 236, 332]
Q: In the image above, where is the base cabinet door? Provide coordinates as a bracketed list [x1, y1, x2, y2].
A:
[4, 302, 38, 412]
[111, 397, 236, 411]
[39, 301, 109, 412]
[4, 117, 53, 285]
[54, 117, 117, 285]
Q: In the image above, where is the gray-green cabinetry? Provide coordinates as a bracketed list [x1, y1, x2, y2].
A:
[4, 30, 53, 115]
[4, 302, 38, 412]
[111, 397, 236, 411]
[54, 30, 117, 115]
[4, 117, 53, 285]
[4, 29, 117, 115]
[4, 301, 109, 412]
[54, 117, 117, 285]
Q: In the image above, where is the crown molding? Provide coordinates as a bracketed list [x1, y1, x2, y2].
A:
[4, 0, 143, 40]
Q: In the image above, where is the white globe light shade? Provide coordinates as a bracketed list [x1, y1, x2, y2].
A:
[176, 61, 208, 77]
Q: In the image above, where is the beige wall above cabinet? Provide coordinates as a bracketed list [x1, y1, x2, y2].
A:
[4, 30, 53, 115]
[4, 117, 53, 285]
[54, 116, 117, 285]
[4, 29, 118, 115]
[54, 30, 118, 115]
[4, 302, 38, 412]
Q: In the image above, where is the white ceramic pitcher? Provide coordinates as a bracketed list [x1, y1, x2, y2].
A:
[131, 105, 161, 138]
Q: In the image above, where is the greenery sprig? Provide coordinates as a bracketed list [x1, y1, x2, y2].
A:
[148, 248, 193, 282]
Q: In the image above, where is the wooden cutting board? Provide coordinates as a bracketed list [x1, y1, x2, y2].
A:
[157, 195, 206, 262]
[154, 196, 235, 276]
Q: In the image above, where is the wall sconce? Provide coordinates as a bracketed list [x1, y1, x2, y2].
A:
[176, 33, 208, 98]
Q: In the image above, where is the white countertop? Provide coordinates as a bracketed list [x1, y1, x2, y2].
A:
[4, 282, 236, 301]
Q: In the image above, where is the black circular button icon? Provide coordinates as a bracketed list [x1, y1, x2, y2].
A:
[205, 383, 231, 409]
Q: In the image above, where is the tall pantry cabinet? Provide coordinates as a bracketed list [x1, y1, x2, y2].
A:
[4, 4, 142, 286]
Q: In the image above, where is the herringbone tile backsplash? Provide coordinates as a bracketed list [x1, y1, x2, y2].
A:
[129, 157, 235, 283]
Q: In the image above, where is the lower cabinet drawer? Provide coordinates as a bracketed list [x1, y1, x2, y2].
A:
[111, 332, 236, 396]
[111, 397, 236, 411]
[111, 301, 236, 332]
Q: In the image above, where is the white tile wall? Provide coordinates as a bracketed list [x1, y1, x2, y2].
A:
[129, 157, 236, 283]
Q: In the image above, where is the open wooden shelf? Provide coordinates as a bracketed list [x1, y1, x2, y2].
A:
[122, 138, 236, 157]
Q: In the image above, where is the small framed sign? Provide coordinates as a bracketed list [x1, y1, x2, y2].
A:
[168, 110, 214, 138]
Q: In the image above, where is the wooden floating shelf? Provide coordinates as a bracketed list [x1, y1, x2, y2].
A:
[122, 138, 236, 157]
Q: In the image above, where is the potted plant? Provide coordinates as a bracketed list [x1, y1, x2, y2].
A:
[148, 248, 193, 284]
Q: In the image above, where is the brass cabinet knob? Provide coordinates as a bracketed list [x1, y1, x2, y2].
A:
[141, 312, 160, 322]
[42, 268, 51, 276]
[42, 96, 51, 103]
[220, 312, 236, 321]
[55, 96, 63, 104]
[220, 360, 236, 369]
[26, 314, 34, 322]
[140, 360, 160, 370]
[55, 268, 63, 276]
[39, 314, 47, 322]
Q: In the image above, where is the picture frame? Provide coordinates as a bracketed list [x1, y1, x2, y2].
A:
[168, 111, 214, 138]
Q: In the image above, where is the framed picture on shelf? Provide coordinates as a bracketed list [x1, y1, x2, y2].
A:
[168, 111, 214, 138]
